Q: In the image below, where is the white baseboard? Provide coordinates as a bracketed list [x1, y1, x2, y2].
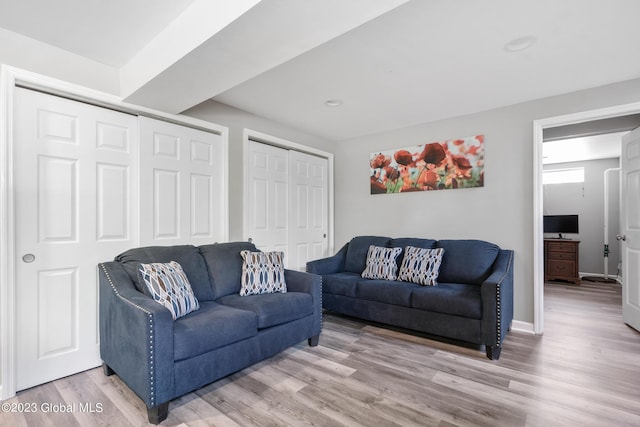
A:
[511, 320, 535, 334]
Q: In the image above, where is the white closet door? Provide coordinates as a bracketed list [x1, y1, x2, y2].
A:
[14, 87, 138, 390]
[246, 140, 329, 270]
[139, 116, 225, 246]
[246, 140, 289, 254]
[289, 150, 329, 271]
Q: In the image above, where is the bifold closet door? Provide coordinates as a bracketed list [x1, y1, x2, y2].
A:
[14, 87, 138, 390]
[138, 116, 226, 246]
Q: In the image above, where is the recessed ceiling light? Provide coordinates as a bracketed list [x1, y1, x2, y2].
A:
[324, 99, 343, 107]
[504, 36, 537, 53]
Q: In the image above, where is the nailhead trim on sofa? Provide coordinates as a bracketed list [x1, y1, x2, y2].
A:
[99, 263, 157, 406]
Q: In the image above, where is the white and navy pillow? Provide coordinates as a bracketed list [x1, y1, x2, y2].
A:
[397, 246, 445, 286]
[138, 261, 200, 320]
[239, 250, 287, 296]
[361, 245, 402, 280]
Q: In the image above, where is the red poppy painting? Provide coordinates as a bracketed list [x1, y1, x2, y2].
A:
[370, 135, 484, 194]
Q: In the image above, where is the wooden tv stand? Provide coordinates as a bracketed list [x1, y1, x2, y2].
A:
[544, 239, 580, 284]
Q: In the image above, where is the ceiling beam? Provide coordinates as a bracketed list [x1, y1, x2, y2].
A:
[121, 0, 410, 114]
[120, 0, 262, 102]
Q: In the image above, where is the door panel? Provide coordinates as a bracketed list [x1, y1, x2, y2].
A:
[153, 169, 180, 239]
[37, 268, 78, 358]
[96, 163, 130, 240]
[246, 141, 289, 254]
[38, 156, 77, 242]
[621, 127, 640, 332]
[14, 87, 138, 390]
[139, 116, 225, 246]
[191, 173, 214, 237]
[288, 150, 329, 271]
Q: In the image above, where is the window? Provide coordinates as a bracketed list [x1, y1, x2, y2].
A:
[543, 167, 584, 185]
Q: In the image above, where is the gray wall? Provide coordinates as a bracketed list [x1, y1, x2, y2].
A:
[188, 80, 640, 326]
[184, 100, 336, 241]
[543, 158, 621, 276]
[331, 77, 640, 325]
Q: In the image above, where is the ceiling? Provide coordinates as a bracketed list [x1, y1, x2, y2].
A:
[543, 132, 624, 165]
[2, 0, 640, 141]
[0, 0, 195, 68]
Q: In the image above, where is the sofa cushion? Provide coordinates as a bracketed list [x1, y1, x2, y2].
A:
[199, 242, 259, 299]
[322, 273, 361, 297]
[355, 280, 417, 306]
[410, 282, 482, 319]
[344, 236, 390, 273]
[361, 245, 402, 280]
[173, 301, 257, 361]
[397, 246, 445, 286]
[388, 237, 438, 269]
[240, 250, 287, 296]
[437, 240, 500, 285]
[138, 261, 200, 320]
[217, 292, 313, 329]
[116, 245, 215, 301]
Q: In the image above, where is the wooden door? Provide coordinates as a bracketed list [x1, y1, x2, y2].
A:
[14, 87, 138, 390]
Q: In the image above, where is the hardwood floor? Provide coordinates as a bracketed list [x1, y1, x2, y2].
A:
[3, 281, 640, 426]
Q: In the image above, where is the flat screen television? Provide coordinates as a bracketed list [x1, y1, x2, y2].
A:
[544, 214, 579, 239]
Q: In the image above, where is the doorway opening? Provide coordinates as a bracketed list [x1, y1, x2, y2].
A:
[533, 105, 640, 334]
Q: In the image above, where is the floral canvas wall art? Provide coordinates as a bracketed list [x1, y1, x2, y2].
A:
[370, 135, 484, 194]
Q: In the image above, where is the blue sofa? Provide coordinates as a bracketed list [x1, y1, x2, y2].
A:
[307, 236, 513, 360]
[98, 242, 322, 424]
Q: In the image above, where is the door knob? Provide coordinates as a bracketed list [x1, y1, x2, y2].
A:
[22, 254, 35, 263]
[616, 234, 627, 241]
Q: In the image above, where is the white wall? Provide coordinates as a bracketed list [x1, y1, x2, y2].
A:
[332, 77, 640, 325]
[0, 28, 119, 94]
[543, 158, 621, 276]
[183, 100, 336, 241]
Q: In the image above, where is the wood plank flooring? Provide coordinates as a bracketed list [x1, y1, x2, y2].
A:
[2, 281, 640, 426]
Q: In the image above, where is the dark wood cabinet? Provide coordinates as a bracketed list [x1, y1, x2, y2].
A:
[544, 239, 580, 284]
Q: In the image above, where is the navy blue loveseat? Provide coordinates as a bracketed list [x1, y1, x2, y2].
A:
[99, 242, 322, 424]
[307, 236, 513, 360]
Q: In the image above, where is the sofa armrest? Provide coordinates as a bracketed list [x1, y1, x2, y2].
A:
[480, 250, 514, 350]
[285, 269, 323, 336]
[98, 262, 174, 408]
[306, 243, 348, 275]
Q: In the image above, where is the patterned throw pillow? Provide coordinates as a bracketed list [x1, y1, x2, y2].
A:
[398, 246, 445, 286]
[240, 250, 287, 296]
[138, 261, 200, 320]
[361, 245, 402, 280]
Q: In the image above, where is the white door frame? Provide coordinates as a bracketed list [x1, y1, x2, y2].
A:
[243, 129, 335, 258]
[532, 101, 640, 335]
[0, 65, 229, 400]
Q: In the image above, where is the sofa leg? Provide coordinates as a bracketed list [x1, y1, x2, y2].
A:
[486, 345, 502, 360]
[308, 334, 320, 347]
[147, 402, 169, 424]
[102, 363, 115, 376]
